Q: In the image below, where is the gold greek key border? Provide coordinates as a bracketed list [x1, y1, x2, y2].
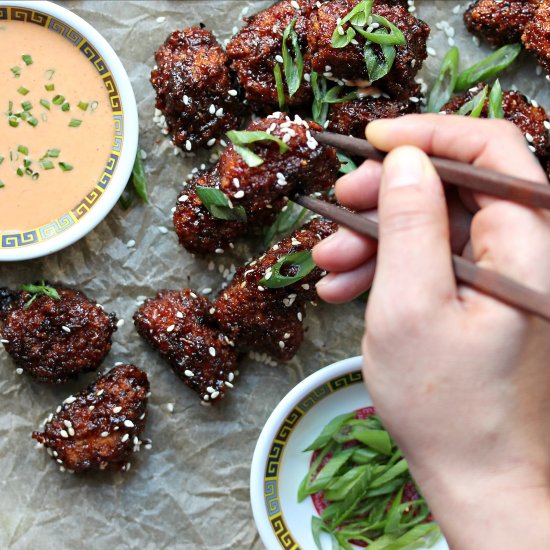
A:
[0, 6, 123, 249]
[263, 371, 363, 549]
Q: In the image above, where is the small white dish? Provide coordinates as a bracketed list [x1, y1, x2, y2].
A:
[250, 356, 449, 550]
[0, 0, 138, 261]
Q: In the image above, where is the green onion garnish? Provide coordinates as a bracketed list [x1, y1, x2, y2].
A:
[21, 101, 32, 112]
[27, 116, 38, 127]
[78, 101, 89, 111]
[31, 172, 39, 180]
[0, 156, 4, 165]
[457, 85, 489, 118]
[195, 186, 247, 222]
[11, 66, 21, 78]
[68, 119, 81, 127]
[0, 181, 4, 189]
[59, 162, 73, 172]
[337, 152, 358, 175]
[16, 167, 23, 176]
[44, 148, 60, 158]
[263, 201, 308, 247]
[273, 64, 287, 111]
[427, 46, 460, 113]
[282, 18, 304, 98]
[130, 149, 149, 203]
[18, 145, 28, 156]
[260, 250, 316, 288]
[17, 87, 29, 96]
[22, 54, 33, 66]
[61, 102, 70, 112]
[40, 99, 50, 110]
[8, 116, 19, 128]
[488, 79, 505, 119]
[455, 43, 521, 92]
[52, 94, 64, 105]
[44, 83, 55, 92]
[226, 129, 289, 168]
[40, 159, 54, 170]
[90, 100, 98, 111]
[23, 159, 31, 168]
[21, 281, 60, 309]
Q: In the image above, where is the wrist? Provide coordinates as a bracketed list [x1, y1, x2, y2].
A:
[414, 465, 550, 549]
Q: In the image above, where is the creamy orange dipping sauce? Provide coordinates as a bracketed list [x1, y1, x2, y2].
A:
[0, 20, 115, 232]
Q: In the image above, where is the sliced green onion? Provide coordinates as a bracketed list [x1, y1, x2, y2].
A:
[21, 101, 32, 112]
[61, 102, 70, 112]
[0, 181, 4, 189]
[260, 250, 316, 288]
[332, 0, 373, 36]
[263, 201, 308, 246]
[457, 85, 489, 117]
[45, 148, 60, 158]
[195, 186, 247, 222]
[52, 94, 65, 105]
[130, 148, 149, 203]
[68, 118, 81, 127]
[17, 145, 28, 156]
[16, 167, 23, 176]
[21, 281, 60, 309]
[23, 158, 31, 168]
[355, 14, 406, 46]
[337, 152, 358, 174]
[322, 86, 357, 104]
[227, 129, 289, 168]
[44, 83, 55, 92]
[273, 63, 287, 111]
[27, 116, 39, 127]
[90, 100, 98, 111]
[31, 172, 39, 180]
[78, 101, 89, 111]
[331, 25, 356, 49]
[59, 162, 73, 172]
[40, 159, 54, 170]
[282, 18, 304, 97]
[0, 156, 4, 165]
[8, 116, 19, 128]
[488, 79, 504, 119]
[11, 66, 21, 78]
[40, 99, 50, 110]
[22, 54, 33, 66]
[455, 43, 521, 92]
[311, 71, 329, 126]
[17, 87, 29, 96]
[427, 46, 459, 113]
[364, 35, 397, 82]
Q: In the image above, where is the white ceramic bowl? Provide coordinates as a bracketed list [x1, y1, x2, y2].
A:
[0, 0, 138, 262]
[250, 356, 449, 550]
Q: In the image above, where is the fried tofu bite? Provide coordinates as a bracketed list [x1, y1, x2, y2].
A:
[522, 0, 550, 75]
[226, 0, 317, 112]
[1, 286, 117, 384]
[32, 364, 149, 473]
[173, 113, 339, 255]
[213, 218, 337, 360]
[133, 289, 237, 404]
[327, 88, 421, 138]
[464, 0, 539, 46]
[307, 0, 429, 99]
[151, 27, 245, 152]
[443, 85, 550, 167]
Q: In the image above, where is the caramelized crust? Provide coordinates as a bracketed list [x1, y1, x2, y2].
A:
[1, 287, 117, 384]
[32, 364, 149, 473]
[133, 289, 237, 404]
[523, 0, 550, 75]
[151, 27, 245, 151]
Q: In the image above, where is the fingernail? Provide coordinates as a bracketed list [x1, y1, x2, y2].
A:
[383, 146, 433, 189]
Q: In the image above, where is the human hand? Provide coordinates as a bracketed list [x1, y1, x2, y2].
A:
[313, 114, 550, 549]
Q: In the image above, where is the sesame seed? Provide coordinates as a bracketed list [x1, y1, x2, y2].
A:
[156, 16, 166, 23]
[291, 0, 300, 9]
[409, 96, 420, 103]
[279, 341, 285, 349]
[63, 420, 72, 428]
[207, 138, 216, 147]
[203, 395, 210, 401]
[216, 107, 224, 117]
[166, 403, 174, 412]
[101, 431, 109, 438]
[207, 386, 215, 393]
[215, 248, 224, 254]
[284, 333, 291, 339]
[211, 391, 220, 399]
[60, 430, 69, 438]
[158, 226, 169, 234]
[62, 326, 71, 333]
[297, 312, 303, 321]
[190, 292, 197, 298]
[96, 389, 104, 396]
[302, 284, 310, 290]
[228, 372, 235, 382]
[234, 190, 245, 199]
[544, 121, 550, 130]
[209, 346, 216, 357]
[15, 368, 23, 375]
[126, 239, 136, 248]
[183, 95, 189, 105]
[116, 319, 125, 328]
[525, 133, 534, 143]
[113, 406, 122, 413]
[209, 307, 216, 315]
[185, 140, 192, 151]
[124, 420, 135, 428]
[167, 324, 175, 332]
[121, 434, 130, 442]
[427, 47, 437, 56]
[185, 370, 194, 377]
[528, 145, 537, 153]
[275, 54, 284, 63]
[89, 405, 95, 411]
[209, 104, 216, 114]
[228, 89, 238, 97]
[1, 339, 9, 344]
[64, 396, 76, 404]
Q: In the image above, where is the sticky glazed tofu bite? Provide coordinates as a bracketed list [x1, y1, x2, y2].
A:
[522, 0, 550, 75]
[327, 87, 421, 138]
[443, 85, 550, 165]
[213, 218, 337, 361]
[226, 0, 317, 112]
[0, 286, 118, 384]
[32, 364, 149, 473]
[307, 0, 430, 99]
[464, 0, 540, 47]
[133, 289, 237, 404]
[218, 113, 340, 212]
[151, 27, 245, 152]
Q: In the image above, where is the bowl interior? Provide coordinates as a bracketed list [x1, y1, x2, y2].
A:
[0, 1, 137, 261]
[251, 356, 449, 550]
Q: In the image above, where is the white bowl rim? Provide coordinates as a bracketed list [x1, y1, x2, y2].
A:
[0, 0, 138, 262]
[250, 355, 363, 550]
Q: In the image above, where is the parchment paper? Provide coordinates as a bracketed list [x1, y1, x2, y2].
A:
[0, 2, 548, 549]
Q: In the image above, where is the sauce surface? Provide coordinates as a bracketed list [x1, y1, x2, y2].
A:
[0, 20, 115, 232]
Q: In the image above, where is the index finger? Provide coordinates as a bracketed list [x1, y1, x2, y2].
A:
[366, 114, 548, 193]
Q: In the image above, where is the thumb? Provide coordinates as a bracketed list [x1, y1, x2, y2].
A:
[372, 146, 456, 310]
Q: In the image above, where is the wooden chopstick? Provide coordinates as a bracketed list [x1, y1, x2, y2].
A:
[313, 131, 550, 210]
[295, 194, 550, 323]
